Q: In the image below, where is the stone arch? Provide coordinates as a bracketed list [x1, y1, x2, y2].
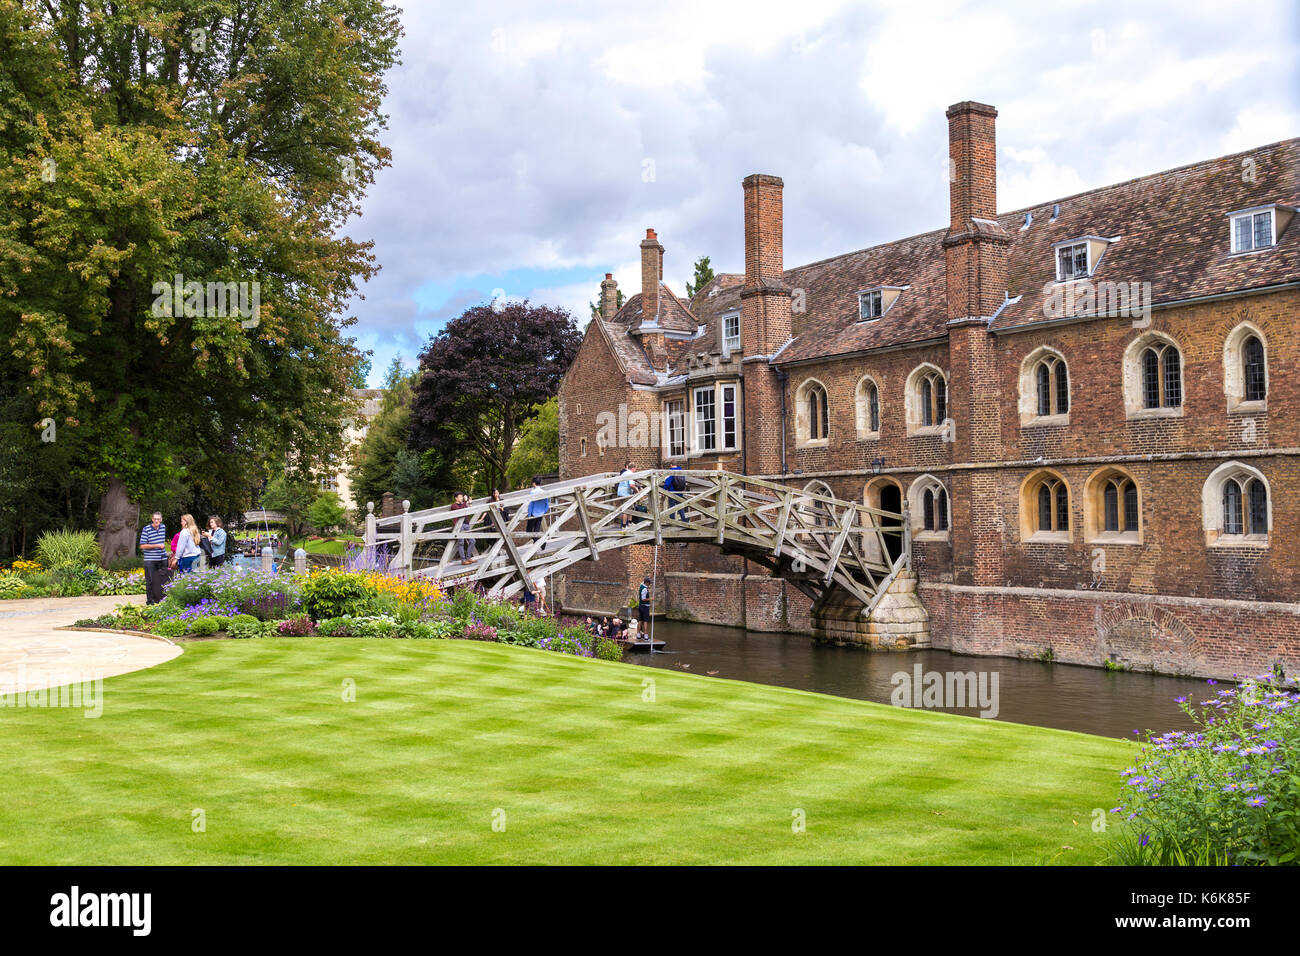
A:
[904, 362, 949, 436]
[794, 377, 830, 446]
[906, 473, 950, 539]
[1202, 460, 1271, 545]
[854, 374, 882, 438]
[1223, 321, 1268, 411]
[1018, 468, 1072, 542]
[863, 476, 904, 564]
[1122, 330, 1184, 417]
[1018, 345, 1070, 424]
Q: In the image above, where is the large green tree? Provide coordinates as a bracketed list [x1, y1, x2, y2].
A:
[408, 302, 581, 493]
[0, 0, 402, 564]
[505, 397, 558, 490]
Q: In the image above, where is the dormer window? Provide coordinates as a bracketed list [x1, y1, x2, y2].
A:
[1230, 207, 1275, 253]
[856, 286, 907, 322]
[721, 311, 740, 355]
[859, 290, 883, 320]
[1056, 241, 1090, 281]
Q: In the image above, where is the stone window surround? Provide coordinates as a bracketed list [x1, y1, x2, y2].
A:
[795, 377, 831, 448]
[1018, 468, 1072, 543]
[1223, 322, 1269, 413]
[1083, 465, 1143, 545]
[1018, 345, 1071, 427]
[1201, 460, 1271, 548]
[1122, 331, 1184, 420]
[907, 474, 950, 541]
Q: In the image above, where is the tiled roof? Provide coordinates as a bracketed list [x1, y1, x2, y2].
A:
[598, 137, 1300, 379]
[776, 138, 1300, 362]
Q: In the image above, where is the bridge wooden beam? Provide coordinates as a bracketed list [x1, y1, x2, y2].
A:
[573, 488, 600, 562]
[824, 507, 856, 586]
[489, 504, 534, 591]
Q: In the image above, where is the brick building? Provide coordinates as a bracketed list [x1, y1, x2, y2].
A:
[556, 100, 1300, 678]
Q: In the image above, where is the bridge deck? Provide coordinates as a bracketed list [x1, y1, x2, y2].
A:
[364, 469, 910, 613]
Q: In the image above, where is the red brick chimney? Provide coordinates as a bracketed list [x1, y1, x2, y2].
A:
[942, 101, 1010, 586]
[943, 101, 1010, 321]
[640, 229, 663, 325]
[740, 173, 793, 476]
[600, 273, 619, 320]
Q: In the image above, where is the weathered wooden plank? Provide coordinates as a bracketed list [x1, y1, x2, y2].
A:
[573, 488, 600, 563]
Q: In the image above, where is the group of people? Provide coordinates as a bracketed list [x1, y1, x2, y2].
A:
[581, 615, 633, 642]
[139, 512, 228, 604]
[451, 479, 552, 566]
[614, 463, 688, 526]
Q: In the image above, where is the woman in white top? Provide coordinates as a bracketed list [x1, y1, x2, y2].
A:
[175, 514, 203, 573]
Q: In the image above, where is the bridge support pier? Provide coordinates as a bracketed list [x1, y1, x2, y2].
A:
[811, 571, 931, 649]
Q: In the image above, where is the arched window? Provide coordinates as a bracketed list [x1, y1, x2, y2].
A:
[1223, 324, 1268, 410]
[1034, 356, 1068, 416]
[1019, 470, 1070, 541]
[1018, 347, 1070, 425]
[1243, 335, 1266, 402]
[909, 475, 950, 538]
[907, 365, 948, 434]
[1202, 462, 1271, 545]
[922, 486, 949, 531]
[1140, 342, 1181, 409]
[855, 377, 881, 437]
[795, 379, 830, 446]
[1102, 477, 1139, 532]
[809, 386, 828, 440]
[1125, 334, 1184, 418]
[1085, 467, 1142, 542]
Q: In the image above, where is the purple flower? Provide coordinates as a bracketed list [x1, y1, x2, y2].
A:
[1248, 796, 1267, 807]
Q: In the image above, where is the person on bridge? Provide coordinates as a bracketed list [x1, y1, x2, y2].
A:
[451, 492, 477, 565]
[525, 478, 550, 544]
[616, 463, 638, 529]
[663, 465, 687, 521]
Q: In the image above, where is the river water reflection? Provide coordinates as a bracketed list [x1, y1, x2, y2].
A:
[627, 620, 1210, 739]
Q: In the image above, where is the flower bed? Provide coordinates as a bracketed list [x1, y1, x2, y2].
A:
[1, 560, 145, 599]
[85, 564, 624, 661]
[1108, 672, 1299, 865]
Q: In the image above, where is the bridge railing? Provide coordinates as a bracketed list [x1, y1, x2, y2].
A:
[362, 469, 909, 608]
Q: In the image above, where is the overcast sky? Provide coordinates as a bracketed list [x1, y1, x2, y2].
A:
[345, 0, 1300, 385]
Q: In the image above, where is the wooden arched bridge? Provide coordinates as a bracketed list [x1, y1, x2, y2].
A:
[364, 469, 915, 622]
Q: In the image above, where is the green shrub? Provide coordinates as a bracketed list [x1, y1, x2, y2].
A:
[73, 618, 97, 627]
[188, 616, 221, 636]
[0, 576, 24, 597]
[300, 571, 378, 620]
[154, 620, 186, 638]
[112, 603, 152, 631]
[35, 529, 100, 571]
[226, 619, 263, 640]
[107, 556, 144, 572]
[95, 614, 116, 628]
[316, 617, 357, 637]
[593, 636, 624, 661]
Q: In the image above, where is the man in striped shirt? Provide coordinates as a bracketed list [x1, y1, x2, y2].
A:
[139, 512, 168, 604]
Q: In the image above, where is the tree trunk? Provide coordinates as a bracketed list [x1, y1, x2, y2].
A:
[98, 474, 139, 568]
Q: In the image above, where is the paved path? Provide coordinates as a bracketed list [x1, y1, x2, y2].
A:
[0, 595, 181, 694]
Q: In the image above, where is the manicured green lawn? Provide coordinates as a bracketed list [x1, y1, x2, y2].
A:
[0, 639, 1133, 864]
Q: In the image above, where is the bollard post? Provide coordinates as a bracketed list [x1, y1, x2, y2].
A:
[261, 545, 273, 573]
[400, 500, 413, 577]
[365, 501, 377, 569]
[294, 547, 307, 575]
